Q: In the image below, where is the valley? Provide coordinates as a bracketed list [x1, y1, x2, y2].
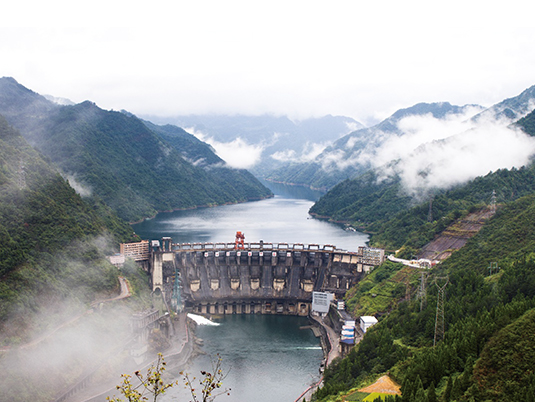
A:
[2, 78, 535, 402]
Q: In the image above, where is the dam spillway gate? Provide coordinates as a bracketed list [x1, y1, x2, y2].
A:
[148, 240, 377, 317]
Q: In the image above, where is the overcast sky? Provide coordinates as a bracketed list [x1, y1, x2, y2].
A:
[2, 0, 535, 126]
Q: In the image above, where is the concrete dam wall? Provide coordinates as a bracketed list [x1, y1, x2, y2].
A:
[147, 241, 382, 317]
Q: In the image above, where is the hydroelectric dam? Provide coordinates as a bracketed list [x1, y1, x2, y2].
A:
[120, 236, 384, 317]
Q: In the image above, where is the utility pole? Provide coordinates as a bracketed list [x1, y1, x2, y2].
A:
[434, 276, 449, 346]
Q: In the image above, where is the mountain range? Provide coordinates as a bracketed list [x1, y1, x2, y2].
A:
[267, 85, 535, 191]
[0, 77, 272, 223]
[142, 113, 363, 176]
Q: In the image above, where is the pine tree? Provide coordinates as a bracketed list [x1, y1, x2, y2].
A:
[414, 388, 426, 402]
[402, 377, 414, 402]
[443, 376, 452, 402]
[451, 378, 462, 401]
[427, 382, 437, 402]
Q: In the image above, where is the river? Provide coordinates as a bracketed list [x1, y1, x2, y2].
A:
[131, 181, 368, 402]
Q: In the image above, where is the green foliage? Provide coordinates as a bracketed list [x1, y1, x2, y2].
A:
[107, 354, 175, 402]
[316, 193, 535, 402]
[312, 163, 535, 251]
[515, 108, 535, 136]
[0, 79, 272, 222]
[0, 116, 136, 341]
[344, 262, 417, 317]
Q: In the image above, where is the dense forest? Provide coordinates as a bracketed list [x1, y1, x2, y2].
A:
[0, 77, 272, 223]
[310, 109, 535, 253]
[0, 115, 139, 342]
[315, 193, 535, 401]
[311, 110, 535, 401]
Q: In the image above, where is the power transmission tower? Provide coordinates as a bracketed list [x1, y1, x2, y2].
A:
[487, 262, 500, 276]
[18, 158, 26, 189]
[490, 190, 496, 213]
[417, 271, 427, 311]
[434, 275, 449, 346]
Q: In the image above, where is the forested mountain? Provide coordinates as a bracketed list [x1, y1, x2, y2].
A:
[310, 108, 535, 253]
[143, 113, 363, 176]
[312, 106, 535, 402]
[0, 77, 272, 222]
[266, 102, 483, 190]
[316, 192, 535, 402]
[0, 115, 136, 341]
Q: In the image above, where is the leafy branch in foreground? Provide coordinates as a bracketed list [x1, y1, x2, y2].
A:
[107, 353, 230, 402]
[180, 354, 231, 402]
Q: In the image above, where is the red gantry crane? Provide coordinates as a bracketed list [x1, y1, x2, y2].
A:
[235, 231, 245, 249]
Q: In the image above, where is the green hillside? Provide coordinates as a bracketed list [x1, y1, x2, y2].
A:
[315, 193, 535, 402]
[0, 116, 137, 342]
[0, 78, 272, 223]
[310, 109, 535, 254]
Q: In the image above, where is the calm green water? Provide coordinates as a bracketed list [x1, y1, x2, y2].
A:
[165, 315, 324, 402]
[134, 181, 368, 402]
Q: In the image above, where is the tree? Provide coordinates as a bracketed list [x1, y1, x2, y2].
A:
[107, 353, 230, 402]
[427, 382, 437, 402]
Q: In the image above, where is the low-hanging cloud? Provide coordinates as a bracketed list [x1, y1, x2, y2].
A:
[271, 141, 328, 163]
[316, 107, 535, 198]
[376, 112, 535, 197]
[63, 173, 93, 197]
[186, 128, 264, 169]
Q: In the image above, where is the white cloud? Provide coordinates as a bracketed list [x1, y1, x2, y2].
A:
[186, 128, 264, 169]
[1, 3, 535, 123]
[271, 149, 297, 162]
[379, 114, 535, 197]
[270, 142, 329, 163]
[64, 173, 92, 197]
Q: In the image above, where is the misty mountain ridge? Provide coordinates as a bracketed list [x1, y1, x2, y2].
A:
[268, 85, 535, 191]
[141, 113, 364, 176]
[266, 101, 486, 190]
[310, 107, 535, 250]
[0, 77, 272, 222]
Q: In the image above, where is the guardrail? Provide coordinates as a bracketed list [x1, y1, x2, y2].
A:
[169, 242, 339, 253]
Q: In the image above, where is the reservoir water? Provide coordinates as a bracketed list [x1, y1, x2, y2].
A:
[131, 181, 368, 402]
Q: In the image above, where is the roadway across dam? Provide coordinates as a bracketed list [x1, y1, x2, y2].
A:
[145, 238, 384, 317]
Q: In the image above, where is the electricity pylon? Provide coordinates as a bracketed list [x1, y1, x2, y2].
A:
[490, 190, 497, 213]
[434, 275, 449, 346]
[418, 271, 427, 312]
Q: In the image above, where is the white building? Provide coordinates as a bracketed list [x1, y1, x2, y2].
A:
[360, 315, 378, 333]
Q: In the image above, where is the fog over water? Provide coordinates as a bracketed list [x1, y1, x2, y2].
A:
[132, 181, 369, 402]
